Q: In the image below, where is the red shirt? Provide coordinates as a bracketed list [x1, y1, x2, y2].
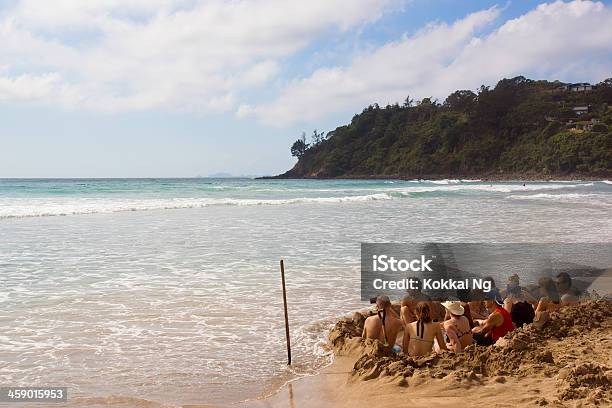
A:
[491, 306, 514, 341]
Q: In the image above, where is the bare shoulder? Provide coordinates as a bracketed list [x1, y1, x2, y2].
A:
[364, 314, 379, 325]
[406, 320, 416, 332]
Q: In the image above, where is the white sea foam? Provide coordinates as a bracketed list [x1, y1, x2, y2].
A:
[395, 182, 594, 194]
[428, 179, 462, 184]
[507, 193, 612, 207]
[425, 179, 482, 184]
[0, 193, 394, 218]
[0, 182, 596, 219]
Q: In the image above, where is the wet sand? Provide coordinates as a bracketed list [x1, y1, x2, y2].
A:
[247, 363, 562, 408]
[237, 357, 354, 408]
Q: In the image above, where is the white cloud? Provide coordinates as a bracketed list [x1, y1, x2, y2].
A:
[0, 0, 400, 111]
[0, 73, 61, 101]
[245, 0, 612, 126]
[3, 0, 611, 126]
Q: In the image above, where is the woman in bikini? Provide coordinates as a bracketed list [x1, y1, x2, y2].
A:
[403, 302, 447, 356]
[441, 301, 473, 352]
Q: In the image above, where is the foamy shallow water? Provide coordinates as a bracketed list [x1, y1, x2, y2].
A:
[0, 179, 611, 406]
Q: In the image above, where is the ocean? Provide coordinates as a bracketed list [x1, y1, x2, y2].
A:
[1, 178, 611, 406]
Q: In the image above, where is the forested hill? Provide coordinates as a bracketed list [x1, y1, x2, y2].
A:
[274, 76, 612, 179]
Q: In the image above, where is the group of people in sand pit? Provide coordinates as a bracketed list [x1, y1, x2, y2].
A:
[362, 272, 582, 356]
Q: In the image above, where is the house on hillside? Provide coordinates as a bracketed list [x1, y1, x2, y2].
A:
[551, 82, 595, 93]
[568, 118, 600, 132]
[569, 83, 594, 92]
[572, 106, 590, 115]
[551, 84, 569, 93]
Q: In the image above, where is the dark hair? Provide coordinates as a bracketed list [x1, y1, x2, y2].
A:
[456, 288, 471, 303]
[415, 302, 431, 321]
[415, 302, 431, 338]
[470, 288, 486, 301]
[539, 277, 560, 303]
[484, 276, 496, 287]
[376, 295, 391, 310]
[506, 282, 522, 297]
[556, 272, 572, 286]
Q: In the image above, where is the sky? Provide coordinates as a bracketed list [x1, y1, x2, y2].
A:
[0, 0, 611, 178]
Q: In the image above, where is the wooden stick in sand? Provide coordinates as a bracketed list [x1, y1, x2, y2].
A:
[280, 259, 292, 365]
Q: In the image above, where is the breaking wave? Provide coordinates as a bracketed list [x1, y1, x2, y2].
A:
[0, 194, 394, 219]
[426, 179, 482, 184]
[0, 182, 601, 219]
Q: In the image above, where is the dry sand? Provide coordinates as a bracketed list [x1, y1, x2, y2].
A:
[245, 300, 611, 408]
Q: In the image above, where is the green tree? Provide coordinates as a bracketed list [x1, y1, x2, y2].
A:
[443, 90, 477, 112]
[311, 129, 326, 146]
[277, 75, 612, 178]
[291, 132, 309, 158]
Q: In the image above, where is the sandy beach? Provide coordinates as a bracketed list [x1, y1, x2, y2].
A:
[1, 0, 612, 406]
[247, 300, 611, 408]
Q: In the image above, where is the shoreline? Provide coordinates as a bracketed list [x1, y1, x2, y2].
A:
[258, 173, 611, 182]
[246, 301, 611, 408]
[237, 356, 356, 408]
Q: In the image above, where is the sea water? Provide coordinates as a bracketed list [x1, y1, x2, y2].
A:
[0, 178, 610, 406]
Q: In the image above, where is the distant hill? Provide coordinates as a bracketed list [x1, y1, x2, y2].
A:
[273, 76, 612, 179]
[206, 172, 234, 178]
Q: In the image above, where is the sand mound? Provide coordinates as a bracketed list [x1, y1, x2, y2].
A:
[557, 362, 611, 402]
[328, 300, 612, 406]
[328, 312, 370, 356]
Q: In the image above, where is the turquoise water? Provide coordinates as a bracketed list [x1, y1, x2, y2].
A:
[0, 178, 611, 406]
[1, 178, 610, 218]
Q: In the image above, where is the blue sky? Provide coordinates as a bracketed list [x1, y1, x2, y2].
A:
[0, 0, 611, 177]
